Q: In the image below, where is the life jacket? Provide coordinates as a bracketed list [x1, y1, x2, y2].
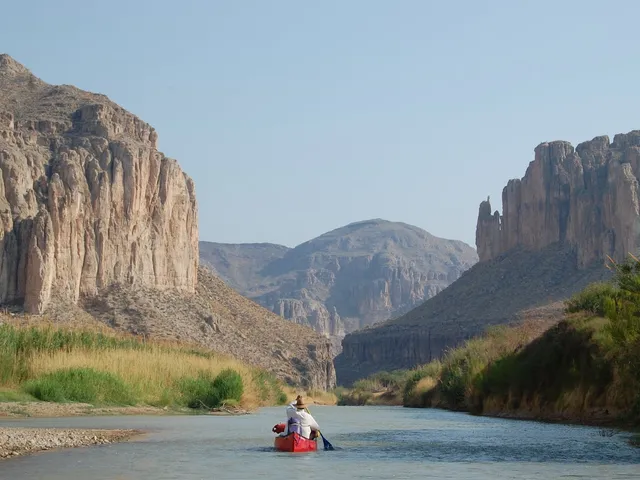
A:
[287, 416, 302, 435]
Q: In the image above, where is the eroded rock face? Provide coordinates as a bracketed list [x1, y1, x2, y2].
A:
[476, 132, 640, 266]
[200, 219, 478, 354]
[336, 131, 640, 385]
[0, 54, 198, 313]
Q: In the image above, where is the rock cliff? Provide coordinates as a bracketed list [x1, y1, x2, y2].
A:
[0, 54, 198, 313]
[335, 131, 640, 385]
[0, 54, 336, 390]
[477, 132, 640, 266]
[200, 219, 478, 353]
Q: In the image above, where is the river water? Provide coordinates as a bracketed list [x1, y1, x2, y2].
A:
[0, 406, 638, 479]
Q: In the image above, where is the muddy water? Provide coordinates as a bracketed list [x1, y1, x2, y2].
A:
[0, 406, 638, 479]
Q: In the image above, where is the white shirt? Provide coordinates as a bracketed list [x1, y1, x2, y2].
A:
[284, 402, 320, 438]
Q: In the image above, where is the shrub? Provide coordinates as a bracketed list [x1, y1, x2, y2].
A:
[178, 368, 244, 409]
[178, 374, 220, 409]
[403, 362, 441, 405]
[565, 282, 618, 315]
[213, 368, 244, 403]
[23, 368, 135, 405]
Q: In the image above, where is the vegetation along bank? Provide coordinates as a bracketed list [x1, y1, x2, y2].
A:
[0, 320, 293, 415]
[338, 257, 640, 429]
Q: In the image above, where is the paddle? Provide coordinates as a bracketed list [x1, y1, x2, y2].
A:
[318, 431, 335, 451]
[305, 407, 334, 450]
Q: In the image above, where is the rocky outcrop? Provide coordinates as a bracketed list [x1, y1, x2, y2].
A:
[0, 54, 336, 389]
[200, 219, 478, 353]
[476, 132, 640, 266]
[336, 131, 640, 385]
[0, 54, 198, 313]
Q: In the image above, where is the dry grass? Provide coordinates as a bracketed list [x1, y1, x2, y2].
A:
[415, 376, 437, 394]
[75, 267, 335, 390]
[302, 388, 338, 406]
[0, 322, 286, 410]
[28, 349, 262, 408]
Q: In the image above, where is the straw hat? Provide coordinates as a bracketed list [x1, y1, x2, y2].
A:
[294, 395, 307, 409]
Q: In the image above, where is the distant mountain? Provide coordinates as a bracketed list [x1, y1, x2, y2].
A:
[200, 219, 478, 353]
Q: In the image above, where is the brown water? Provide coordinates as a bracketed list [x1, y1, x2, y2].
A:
[0, 406, 638, 479]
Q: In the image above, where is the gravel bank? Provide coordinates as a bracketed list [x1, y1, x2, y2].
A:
[0, 427, 143, 459]
[0, 401, 168, 418]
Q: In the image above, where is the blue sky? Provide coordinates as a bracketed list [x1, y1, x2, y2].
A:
[2, 0, 639, 248]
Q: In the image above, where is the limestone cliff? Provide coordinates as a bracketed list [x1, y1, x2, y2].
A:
[477, 132, 640, 266]
[200, 219, 478, 353]
[336, 131, 640, 385]
[0, 54, 336, 390]
[0, 54, 198, 313]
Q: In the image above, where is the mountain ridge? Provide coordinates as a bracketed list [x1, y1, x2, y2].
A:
[200, 218, 478, 352]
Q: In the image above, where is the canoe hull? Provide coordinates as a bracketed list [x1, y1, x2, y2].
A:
[274, 432, 318, 452]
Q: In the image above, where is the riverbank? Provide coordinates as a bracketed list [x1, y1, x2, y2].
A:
[0, 401, 172, 418]
[338, 257, 640, 429]
[0, 392, 334, 419]
[0, 426, 143, 459]
[0, 321, 291, 411]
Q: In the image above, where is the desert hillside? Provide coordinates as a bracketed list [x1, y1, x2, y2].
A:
[200, 219, 478, 353]
[0, 54, 335, 390]
[335, 130, 640, 385]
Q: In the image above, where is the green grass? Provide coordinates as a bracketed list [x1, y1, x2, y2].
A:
[0, 388, 35, 402]
[336, 369, 413, 406]
[23, 368, 136, 405]
[0, 323, 291, 410]
[565, 282, 618, 316]
[252, 370, 287, 405]
[397, 256, 640, 426]
[177, 368, 245, 409]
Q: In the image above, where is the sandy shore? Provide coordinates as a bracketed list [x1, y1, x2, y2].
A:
[0, 401, 168, 418]
[0, 427, 143, 459]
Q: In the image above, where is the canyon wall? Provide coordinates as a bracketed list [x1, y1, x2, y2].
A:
[335, 131, 640, 385]
[0, 54, 198, 313]
[0, 54, 336, 389]
[477, 133, 640, 266]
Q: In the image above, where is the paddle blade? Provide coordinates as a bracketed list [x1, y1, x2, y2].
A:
[320, 433, 334, 451]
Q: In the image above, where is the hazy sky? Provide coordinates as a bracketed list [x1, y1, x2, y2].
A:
[2, 1, 639, 248]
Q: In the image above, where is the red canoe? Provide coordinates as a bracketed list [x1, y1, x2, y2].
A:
[274, 432, 318, 452]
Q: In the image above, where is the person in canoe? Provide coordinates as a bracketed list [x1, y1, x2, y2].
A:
[280, 395, 320, 439]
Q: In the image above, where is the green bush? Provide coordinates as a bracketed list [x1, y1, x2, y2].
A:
[178, 374, 220, 409]
[213, 368, 244, 403]
[565, 282, 618, 315]
[179, 368, 244, 409]
[23, 368, 135, 405]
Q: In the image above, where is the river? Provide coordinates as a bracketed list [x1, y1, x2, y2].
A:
[0, 406, 638, 479]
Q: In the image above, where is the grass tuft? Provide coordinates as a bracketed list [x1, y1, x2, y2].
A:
[23, 368, 135, 405]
